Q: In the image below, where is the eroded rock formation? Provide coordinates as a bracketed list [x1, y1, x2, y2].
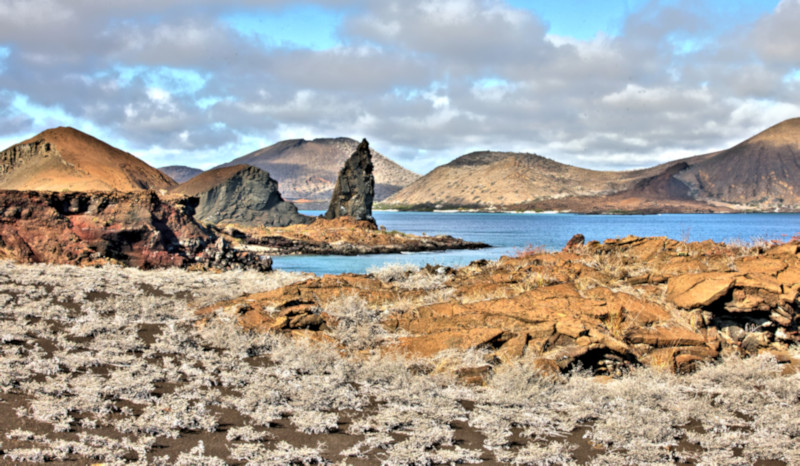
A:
[171, 165, 313, 227]
[324, 139, 375, 223]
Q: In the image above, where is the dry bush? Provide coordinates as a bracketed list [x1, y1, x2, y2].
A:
[323, 295, 391, 350]
[368, 262, 419, 283]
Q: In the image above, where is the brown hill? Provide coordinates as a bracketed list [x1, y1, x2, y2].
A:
[0, 127, 176, 192]
[383, 151, 660, 208]
[159, 165, 203, 184]
[385, 118, 800, 212]
[170, 165, 312, 227]
[217, 137, 419, 203]
[675, 118, 800, 209]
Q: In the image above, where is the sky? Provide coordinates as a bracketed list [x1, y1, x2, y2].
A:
[0, 0, 798, 175]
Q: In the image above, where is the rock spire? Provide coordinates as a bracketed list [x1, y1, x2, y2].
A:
[324, 138, 375, 223]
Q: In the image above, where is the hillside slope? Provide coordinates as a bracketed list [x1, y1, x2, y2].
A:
[384, 151, 656, 207]
[159, 165, 203, 184]
[0, 127, 176, 192]
[676, 118, 800, 209]
[218, 138, 419, 202]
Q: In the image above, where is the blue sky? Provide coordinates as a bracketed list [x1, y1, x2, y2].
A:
[0, 0, 797, 174]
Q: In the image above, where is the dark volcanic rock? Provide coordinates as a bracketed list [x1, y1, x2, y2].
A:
[324, 139, 375, 223]
[564, 234, 585, 251]
[171, 165, 313, 227]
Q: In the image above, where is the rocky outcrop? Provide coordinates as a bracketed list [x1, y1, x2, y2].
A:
[198, 235, 800, 377]
[195, 237, 273, 272]
[171, 165, 313, 227]
[0, 190, 272, 270]
[228, 216, 489, 255]
[324, 139, 375, 223]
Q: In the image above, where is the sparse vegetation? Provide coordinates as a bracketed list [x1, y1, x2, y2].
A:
[0, 259, 798, 464]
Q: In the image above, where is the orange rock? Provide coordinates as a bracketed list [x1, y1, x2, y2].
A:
[735, 257, 787, 276]
[625, 326, 707, 347]
[777, 267, 800, 287]
[392, 328, 505, 357]
[529, 358, 561, 377]
[734, 274, 783, 294]
[666, 273, 738, 309]
[556, 319, 588, 339]
[766, 243, 799, 256]
[675, 354, 703, 373]
[496, 333, 529, 363]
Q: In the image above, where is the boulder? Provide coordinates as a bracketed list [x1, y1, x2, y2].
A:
[564, 234, 585, 251]
[666, 273, 738, 309]
[324, 139, 375, 223]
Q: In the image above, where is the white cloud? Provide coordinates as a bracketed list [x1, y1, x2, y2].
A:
[0, 0, 797, 172]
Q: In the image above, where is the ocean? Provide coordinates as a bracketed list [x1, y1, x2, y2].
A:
[271, 211, 800, 275]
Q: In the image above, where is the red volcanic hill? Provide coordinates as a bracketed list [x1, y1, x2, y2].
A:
[0, 127, 176, 192]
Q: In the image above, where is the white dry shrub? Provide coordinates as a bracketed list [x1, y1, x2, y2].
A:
[340, 432, 394, 458]
[290, 410, 339, 434]
[174, 441, 227, 466]
[495, 440, 577, 465]
[324, 295, 390, 350]
[4, 448, 49, 462]
[229, 440, 326, 465]
[368, 262, 449, 290]
[368, 262, 419, 283]
[225, 425, 271, 442]
[5, 429, 44, 442]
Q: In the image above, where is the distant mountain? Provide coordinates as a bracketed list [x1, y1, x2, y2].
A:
[217, 138, 419, 203]
[383, 150, 661, 207]
[0, 127, 176, 192]
[384, 118, 800, 213]
[170, 165, 312, 227]
[159, 165, 203, 184]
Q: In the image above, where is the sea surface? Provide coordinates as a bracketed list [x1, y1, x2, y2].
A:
[271, 211, 800, 275]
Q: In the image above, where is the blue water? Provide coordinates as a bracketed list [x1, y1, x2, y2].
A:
[271, 211, 800, 275]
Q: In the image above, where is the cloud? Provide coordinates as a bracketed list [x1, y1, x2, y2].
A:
[0, 0, 796, 173]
